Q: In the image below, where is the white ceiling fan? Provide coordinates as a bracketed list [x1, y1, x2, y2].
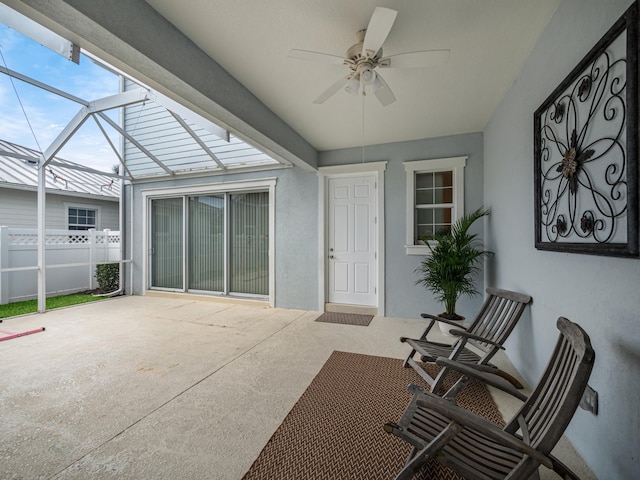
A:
[289, 7, 450, 107]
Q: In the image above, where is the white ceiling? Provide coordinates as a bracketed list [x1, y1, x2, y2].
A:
[145, 0, 561, 152]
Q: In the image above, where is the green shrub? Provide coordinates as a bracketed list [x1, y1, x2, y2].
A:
[95, 263, 119, 293]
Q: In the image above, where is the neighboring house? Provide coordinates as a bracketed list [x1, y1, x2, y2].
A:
[0, 139, 119, 230]
[0, 139, 120, 303]
[7, 2, 640, 479]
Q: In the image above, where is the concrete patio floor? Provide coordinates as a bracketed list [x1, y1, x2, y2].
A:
[2, 294, 595, 479]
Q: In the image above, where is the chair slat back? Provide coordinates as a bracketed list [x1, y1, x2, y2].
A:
[466, 288, 532, 354]
[505, 317, 595, 453]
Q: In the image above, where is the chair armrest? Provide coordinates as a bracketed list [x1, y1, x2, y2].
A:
[448, 329, 504, 349]
[414, 391, 553, 469]
[435, 357, 528, 401]
[408, 313, 467, 342]
[421, 313, 468, 330]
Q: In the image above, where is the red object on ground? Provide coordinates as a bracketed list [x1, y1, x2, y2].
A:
[0, 327, 45, 341]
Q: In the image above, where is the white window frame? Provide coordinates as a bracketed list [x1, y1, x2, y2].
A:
[64, 202, 101, 230]
[404, 156, 466, 255]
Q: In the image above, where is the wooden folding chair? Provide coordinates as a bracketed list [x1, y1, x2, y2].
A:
[401, 287, 532, 398]
[386, 317, 595, 480]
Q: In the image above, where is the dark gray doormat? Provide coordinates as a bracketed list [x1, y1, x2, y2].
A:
[315, 312, 374, 326]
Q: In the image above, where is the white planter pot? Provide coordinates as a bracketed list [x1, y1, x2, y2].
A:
[438, 317, 465, 337]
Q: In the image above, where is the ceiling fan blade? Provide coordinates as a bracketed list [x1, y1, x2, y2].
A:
[313, 76, 350, 104]
[288, 49, 345, 65]
[372, 72, 396, 107]
[362, 7, 397, 57]
[379, 49, 450, 69]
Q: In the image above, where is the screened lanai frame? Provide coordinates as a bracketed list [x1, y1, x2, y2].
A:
[0, 16, 291, 312]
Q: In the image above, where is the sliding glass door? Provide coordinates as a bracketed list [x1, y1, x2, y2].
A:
[189, 195, 224, 292]
[151, 198, 183, 289]
[150, 191, 269, 297]
[229, 192, 269, 296]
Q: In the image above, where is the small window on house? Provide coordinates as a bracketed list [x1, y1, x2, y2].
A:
[405, 157, 466, 255]
[68, 207, 97, 230]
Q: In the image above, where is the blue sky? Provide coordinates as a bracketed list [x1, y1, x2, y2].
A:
[0, 22, 120, 172]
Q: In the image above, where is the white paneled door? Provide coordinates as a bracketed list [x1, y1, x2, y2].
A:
[328, 175, 377, 306]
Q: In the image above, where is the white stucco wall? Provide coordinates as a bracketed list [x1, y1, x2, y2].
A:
[484, 1, 639, 478]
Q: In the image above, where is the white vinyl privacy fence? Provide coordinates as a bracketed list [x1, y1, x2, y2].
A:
[0, 227, 121, 304]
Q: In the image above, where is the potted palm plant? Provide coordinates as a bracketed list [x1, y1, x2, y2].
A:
[415, 206, 491, 329]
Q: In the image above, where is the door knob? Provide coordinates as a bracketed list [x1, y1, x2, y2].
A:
[329, 255, 334, 259]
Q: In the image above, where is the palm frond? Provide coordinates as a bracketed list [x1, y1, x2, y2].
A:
[415, 206, 492, 316]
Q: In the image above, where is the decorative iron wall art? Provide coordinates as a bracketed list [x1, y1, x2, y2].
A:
[534, 2, 638, 257]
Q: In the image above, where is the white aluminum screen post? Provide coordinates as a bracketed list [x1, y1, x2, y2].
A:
[0, 226, 8, 305]
[37, 160, 46, 312]
[89, 229, 96, 290]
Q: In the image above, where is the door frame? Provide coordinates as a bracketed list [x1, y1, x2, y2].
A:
[318, 162, 387, 315]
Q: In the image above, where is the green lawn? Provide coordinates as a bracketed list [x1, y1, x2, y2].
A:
[0, 293, 105, 319]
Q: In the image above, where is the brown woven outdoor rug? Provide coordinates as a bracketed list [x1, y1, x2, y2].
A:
[315, 312, 374, 326]
[242, 351, 505, 480]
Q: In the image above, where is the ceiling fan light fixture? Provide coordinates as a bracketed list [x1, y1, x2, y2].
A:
[345, 75, 360, 95]
[364, 74, 383, 95]
[360, 68, 375, 85]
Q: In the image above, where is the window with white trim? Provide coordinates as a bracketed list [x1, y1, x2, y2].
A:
[67, 207, 98, 230]
[405, 156, 466, 255]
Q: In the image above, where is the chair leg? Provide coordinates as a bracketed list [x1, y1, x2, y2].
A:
[394, 422, 462, 480]
[430, 365, 452, 395]
[442, 375, 470, 401]
[405, 357, 436, 388]
[402, 348, 417, 368]
[404, 446, 418, 464]
[396, 452, 428, 480]
[548, 454, 581, 480]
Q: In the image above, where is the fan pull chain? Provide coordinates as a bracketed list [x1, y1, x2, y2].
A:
[361, 93, 365, 163]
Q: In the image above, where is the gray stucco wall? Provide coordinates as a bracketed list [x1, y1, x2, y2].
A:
[483, 0, 639, 477]
[319, 132, 485, 320]
[125, 166, 318, 310]
[271, 167, 319, 310]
